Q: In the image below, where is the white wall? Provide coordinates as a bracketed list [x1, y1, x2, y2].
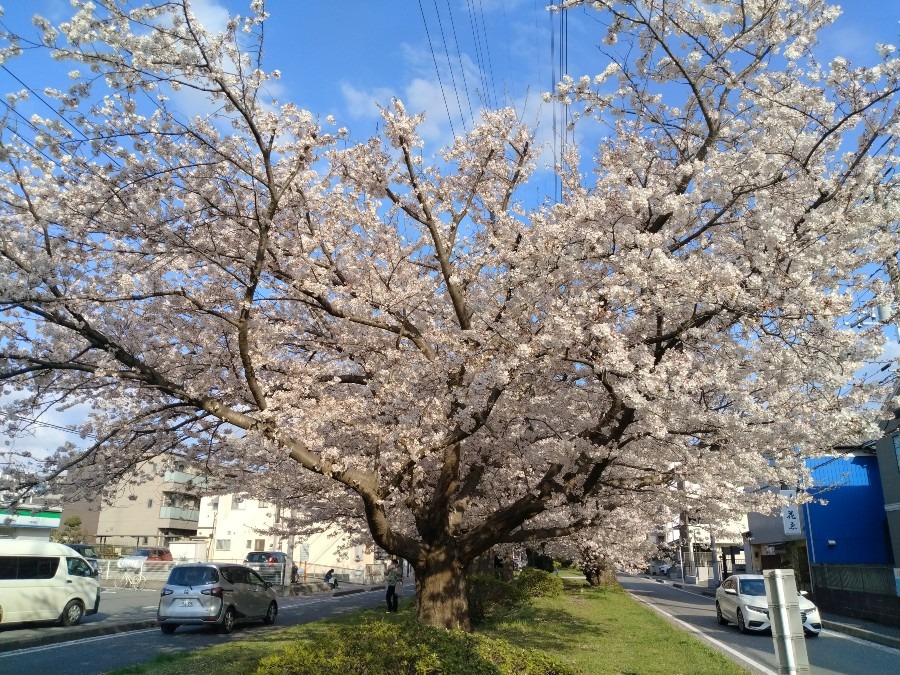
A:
[196, 494, 374, 579]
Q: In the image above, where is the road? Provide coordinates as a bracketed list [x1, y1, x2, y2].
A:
[3, 578, 898, 674]
[619, 574, 900, 675]
[0, 586, 389, 675]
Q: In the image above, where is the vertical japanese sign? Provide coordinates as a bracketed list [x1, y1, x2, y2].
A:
[780, 489, 801, 535]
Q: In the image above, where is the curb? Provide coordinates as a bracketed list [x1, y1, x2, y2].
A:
[1, 618, 159, 652]
[822, 619, 900, 651]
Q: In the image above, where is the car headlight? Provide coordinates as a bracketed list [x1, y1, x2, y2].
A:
[745, 604, 769, 615]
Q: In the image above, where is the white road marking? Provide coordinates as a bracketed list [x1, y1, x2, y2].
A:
[645, 576, 900, 656]
[0, 629, 160, 658]
[628, 592, 779, 675]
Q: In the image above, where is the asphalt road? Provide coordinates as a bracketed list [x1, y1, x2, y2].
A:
[0, 586, 390, 674]
[3, 577, 898, 674]
[618, 574, 900, 675]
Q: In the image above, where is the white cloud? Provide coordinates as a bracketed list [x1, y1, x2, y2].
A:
[340, 82, 396, 119]
[185, 0, 231, 33]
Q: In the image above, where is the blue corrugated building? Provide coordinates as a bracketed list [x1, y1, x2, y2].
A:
[804, 454, 891, 566]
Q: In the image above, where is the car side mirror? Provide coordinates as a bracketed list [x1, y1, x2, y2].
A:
[799, 590, 808, 596]
[265, 581, 272, 589]
[724, 588, 736, 595]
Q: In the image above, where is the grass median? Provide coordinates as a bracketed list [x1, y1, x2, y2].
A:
[112, 578, 748, 675]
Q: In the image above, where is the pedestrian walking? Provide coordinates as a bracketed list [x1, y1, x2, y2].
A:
[385, 559, 401, 613]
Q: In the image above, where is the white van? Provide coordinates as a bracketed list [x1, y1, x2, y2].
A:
[0, 539, 101, 627]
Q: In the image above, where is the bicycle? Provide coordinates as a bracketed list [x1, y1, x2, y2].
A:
[115, 568, 147, 590]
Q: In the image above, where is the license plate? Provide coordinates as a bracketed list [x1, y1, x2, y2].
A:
[180, 600, 193, 607]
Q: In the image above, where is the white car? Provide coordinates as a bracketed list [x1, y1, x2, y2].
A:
[715, 574, 822, 636]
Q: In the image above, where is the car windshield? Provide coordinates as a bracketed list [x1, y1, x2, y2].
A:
[245, 553, 270, 562]
[132, 550, 151, 557]
[168, 566, 219, 586]
[79, 547, 99, 557]
[739, 579, 766, 596]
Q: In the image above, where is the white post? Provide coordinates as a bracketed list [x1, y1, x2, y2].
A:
[709, 522, 720, 586]
[764, 569, 809, 674]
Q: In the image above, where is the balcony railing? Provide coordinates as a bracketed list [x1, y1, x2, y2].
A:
[159, 506, 200, 522]
[162, 470, 205, 486]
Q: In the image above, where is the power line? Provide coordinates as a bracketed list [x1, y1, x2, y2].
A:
[433, 0, 467, 133]
[446, 0, 476, 129]
[4, 414, 97, 440]
[418, 0, 457, 138]
[475, 0, 498, 108]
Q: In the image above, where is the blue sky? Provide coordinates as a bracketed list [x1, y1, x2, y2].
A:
[2, 1, 896, 179]
[0, 0, 897, 458]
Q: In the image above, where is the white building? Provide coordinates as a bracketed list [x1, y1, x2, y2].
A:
[194, 494, 375, 584]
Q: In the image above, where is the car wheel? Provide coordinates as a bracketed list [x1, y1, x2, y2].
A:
[60, 600, 85, 626]
[805, 630, 820, 638]
[716, 602, 728, 625]
[218, 607, 237, 634]
[263, 601, 278, 625]
[736, 609, 747, 634]
[160, 623, 177, 634]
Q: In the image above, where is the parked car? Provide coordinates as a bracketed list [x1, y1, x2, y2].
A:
[243, 551, 298, 584]
[0, 540, 100, 627]
[157, 562, 277, 634]
[715, 573, 822, 637]
[117, 547, 173, 570]
[64, 544, 102, 574]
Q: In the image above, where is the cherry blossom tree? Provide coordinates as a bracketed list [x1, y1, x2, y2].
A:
[1, 0, 898, 629]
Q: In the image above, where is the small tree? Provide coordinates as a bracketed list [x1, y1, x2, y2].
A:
[53, 516, 84, 544]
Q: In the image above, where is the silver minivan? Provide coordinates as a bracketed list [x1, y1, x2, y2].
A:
[157, 562, 278, 634]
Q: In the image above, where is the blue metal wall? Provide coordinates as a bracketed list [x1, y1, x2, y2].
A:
[804, 456, 891, 565]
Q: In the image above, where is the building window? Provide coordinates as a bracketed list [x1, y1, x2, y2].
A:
[215, 539, 231, 551]
[234, 497, 246, 510]
[255, 538, 265, 550]
[142, 536, 148, 544]
[147, 498, 153, 508]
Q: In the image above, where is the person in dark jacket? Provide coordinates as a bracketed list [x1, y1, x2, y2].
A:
[324, 568, 338, 588]
[385, 560, 401, 612]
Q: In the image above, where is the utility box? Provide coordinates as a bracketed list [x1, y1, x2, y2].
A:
[764, 569, 809, 674]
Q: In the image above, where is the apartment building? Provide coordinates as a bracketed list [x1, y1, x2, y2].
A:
[62, 459, 203, 549]
[195, 494, 374, 580]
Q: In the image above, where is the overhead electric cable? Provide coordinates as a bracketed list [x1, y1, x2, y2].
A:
[465, 0, 490, 107]
[418, 0, 457, 138]
[550, 10, 559, 203]
[0, 65, 126, 170]
[5, 414, 98, 440]
[475, 0, 498, 108]
[443, 0, 475, 130]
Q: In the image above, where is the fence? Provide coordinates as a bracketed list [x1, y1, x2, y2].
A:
[809, 564, 896, 596]
[96, 557, 385, 588]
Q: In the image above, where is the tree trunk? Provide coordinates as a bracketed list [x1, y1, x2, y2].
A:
[583, 560, 619, 588]
[414, 551, 471, 631]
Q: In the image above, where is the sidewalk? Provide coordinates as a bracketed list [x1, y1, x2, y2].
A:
[0, 581, 377, 652]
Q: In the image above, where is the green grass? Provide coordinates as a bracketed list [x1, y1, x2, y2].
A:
[111, 581, 748, 675]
